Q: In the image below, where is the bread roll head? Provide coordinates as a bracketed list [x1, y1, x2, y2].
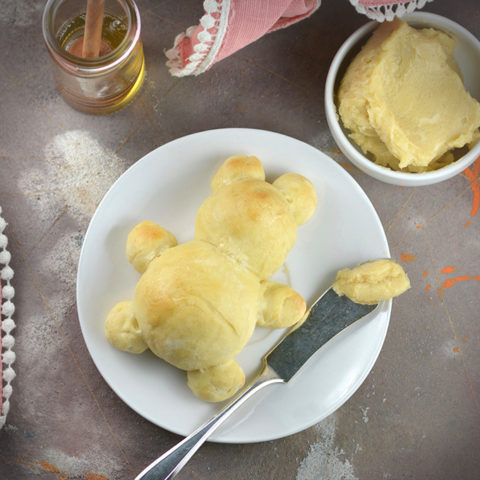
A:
[195, 178, 296, 279]
[196, 158, 316, 280]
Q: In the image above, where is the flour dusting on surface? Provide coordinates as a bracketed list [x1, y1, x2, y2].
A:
[41, 232, 81, 286]
[360, 406, 370, 423]
[17, 130, 127, 321]
[20, 130, 127, 225]
[296, 415, 358, 480]
[441, 339, 459, 358]
[44, 130, 127, 222]
[42, 447, 120, 479]
[40, 232, 82, 317]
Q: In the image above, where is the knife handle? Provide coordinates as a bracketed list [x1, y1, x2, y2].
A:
[135, 368, 283, 480]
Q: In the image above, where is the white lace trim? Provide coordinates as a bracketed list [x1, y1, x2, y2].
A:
[349, 0, 433, 22]
[0, 205, 15, 429]
[165, 0, 231, 77]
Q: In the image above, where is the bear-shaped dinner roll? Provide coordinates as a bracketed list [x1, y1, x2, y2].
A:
[105, 155, 317, 402]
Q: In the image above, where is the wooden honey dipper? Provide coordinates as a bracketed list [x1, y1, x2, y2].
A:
[68, 0, 112, 58]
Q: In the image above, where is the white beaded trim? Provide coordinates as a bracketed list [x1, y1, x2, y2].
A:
[349, 0, 433, 22]
[165, 0, 231, 77]
[0, 205, 15, 429]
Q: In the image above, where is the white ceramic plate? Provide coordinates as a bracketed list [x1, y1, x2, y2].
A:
[77, 128, 391, 443]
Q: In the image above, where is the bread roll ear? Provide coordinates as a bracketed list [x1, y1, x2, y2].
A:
[126, 220, 177, 273]
[211, 155, 265, 192]
[273, 173, 317, 225]
[257, 281, 306, 328]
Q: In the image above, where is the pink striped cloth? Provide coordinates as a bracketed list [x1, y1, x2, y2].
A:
[165, 0, 433, 76]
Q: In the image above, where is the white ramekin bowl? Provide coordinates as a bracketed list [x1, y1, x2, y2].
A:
[325, 12, 480, 186]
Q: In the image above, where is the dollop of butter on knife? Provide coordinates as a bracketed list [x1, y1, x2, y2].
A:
[333, 259, 410, 305]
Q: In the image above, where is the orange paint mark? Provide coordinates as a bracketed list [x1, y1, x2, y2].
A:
[400, 252, 416, 262]
[3, 458, 96, 480]
[453, 347, 461, 353]
[85, 473, 110, 480]
[441, 266, 456, 274]
[464, 157, 480, 217]
[39, 462, 59, 473]
[423, 270, 429, 277]
[442, 278, 456, 290]
[425, 284, 431, 292]
[464, 220, 471, 227]
[463, 336, 468, 341]
[416, 224, 422, 229]
[438, 274, 478, 295]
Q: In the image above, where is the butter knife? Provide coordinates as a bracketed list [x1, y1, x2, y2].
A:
[135, 287, 377, 480]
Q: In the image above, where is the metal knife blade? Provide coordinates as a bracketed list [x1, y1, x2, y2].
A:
[266, 287, 377, 381]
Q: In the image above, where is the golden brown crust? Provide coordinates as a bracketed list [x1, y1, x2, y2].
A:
[211, 154, 265, 192]
[126, 220, 177, 273]
[195, 178, 298, 279]
[133, 240, 260, 371]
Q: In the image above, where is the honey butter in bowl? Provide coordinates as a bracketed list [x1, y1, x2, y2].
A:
[325, 12, 480, 186]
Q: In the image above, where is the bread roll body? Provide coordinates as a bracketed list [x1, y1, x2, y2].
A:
[133, 240, 260, 371]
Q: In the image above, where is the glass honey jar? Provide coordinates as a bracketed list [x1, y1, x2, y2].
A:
[42, 0, 145, 114]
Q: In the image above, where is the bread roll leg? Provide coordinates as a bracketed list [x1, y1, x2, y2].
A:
[105, 301, 148, 354]
[187, 359, 245, 402]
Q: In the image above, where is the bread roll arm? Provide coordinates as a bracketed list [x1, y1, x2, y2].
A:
[257, 280, 306, 328]
[126, 220, 177, 273]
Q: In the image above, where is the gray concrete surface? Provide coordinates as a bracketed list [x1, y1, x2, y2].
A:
[0, 1, 479, 479]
